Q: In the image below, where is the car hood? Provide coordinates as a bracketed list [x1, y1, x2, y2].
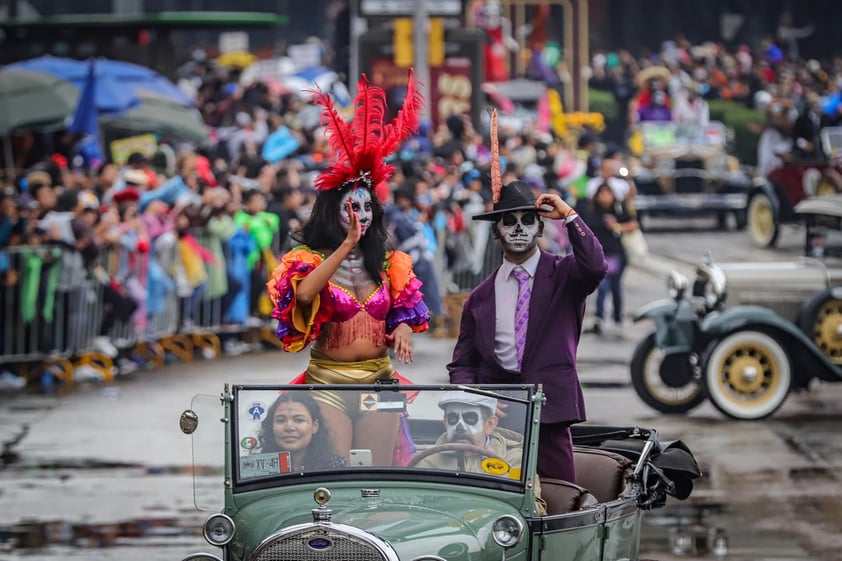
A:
[718, 259, 828, 284]
[229, 487, 524, 559]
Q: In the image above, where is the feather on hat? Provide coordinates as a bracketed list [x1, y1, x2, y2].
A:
[312, 70, 424, 192]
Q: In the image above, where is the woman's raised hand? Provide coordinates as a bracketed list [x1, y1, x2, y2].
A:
[344, 200, 362, 246]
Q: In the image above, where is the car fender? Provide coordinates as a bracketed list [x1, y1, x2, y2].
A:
[632, 299, 678, 323]
[634, 299, 697, 353]
[701, 305, 841, 381]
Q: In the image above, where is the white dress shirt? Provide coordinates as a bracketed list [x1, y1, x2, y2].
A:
[494, 249, 541, 371]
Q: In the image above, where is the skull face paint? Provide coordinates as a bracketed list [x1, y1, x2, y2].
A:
[340, 187, 373, 235]
[497, 211, 541, 254]
[444, 404, 487, 446]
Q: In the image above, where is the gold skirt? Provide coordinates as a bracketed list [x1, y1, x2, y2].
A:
[306, 349, 395, 415]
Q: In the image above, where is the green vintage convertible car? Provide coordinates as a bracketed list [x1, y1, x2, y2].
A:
[630, 194, 842, 420]
[178, 383, 699, 561]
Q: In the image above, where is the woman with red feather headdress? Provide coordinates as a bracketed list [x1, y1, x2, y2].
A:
[266, 71, 429, 467]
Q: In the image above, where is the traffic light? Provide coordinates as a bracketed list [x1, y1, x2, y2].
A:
[393, 18, 413, 68]
[428, 18, 444, 66]
[392, 17, 445, 68]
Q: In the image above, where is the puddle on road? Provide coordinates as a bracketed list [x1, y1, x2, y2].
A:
[0, 516, 204, 550]
[1, 444, 839, 559]
[4, 498, 834, 559]
[640, 458, 842, 561]
[641, 501, 821, 560]
[0, 456, 220, 554]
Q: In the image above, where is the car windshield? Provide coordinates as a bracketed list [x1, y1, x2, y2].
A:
[230, 384, 534, 488]
[641, 121, 726, 149]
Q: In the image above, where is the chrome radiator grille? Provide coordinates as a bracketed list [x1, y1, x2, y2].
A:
[737, 294, 804, 323]
[251, 525, 392, 561]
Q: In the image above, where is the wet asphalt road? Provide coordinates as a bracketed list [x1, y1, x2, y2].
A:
[1, 218, 841, 561]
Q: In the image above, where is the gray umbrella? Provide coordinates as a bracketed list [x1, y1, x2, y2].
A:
[0, 69, 80, 180]
[101, 92, 208, 144]
[0, 68, 80, 135]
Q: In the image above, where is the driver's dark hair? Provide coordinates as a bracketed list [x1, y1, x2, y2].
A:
[292, 182, 389, 283]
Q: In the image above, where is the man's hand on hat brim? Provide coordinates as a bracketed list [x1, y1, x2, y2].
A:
[536, 193, 572, 220]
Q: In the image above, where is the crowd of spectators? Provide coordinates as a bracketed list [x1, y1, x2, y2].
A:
[1, 50, 593, 390]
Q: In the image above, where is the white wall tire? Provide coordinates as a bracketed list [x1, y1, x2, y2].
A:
[703, 330, 791, 420]
[630, 333, 704, 414]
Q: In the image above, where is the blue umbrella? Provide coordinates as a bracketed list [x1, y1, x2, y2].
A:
[68, 59, 104, 168]
[7, 55, 192, 116]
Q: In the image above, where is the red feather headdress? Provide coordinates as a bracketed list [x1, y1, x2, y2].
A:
[312, 70, 423, 192]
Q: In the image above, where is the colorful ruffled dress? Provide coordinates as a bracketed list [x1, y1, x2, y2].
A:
[266, 246, 430, 353]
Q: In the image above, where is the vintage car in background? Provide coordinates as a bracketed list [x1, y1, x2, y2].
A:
[631, 194, 842, 419]
[628, 121, 753, 229]
[482, 78, 549, 132]
[747, 127, 842, 248]
[178, 384, 700, 561]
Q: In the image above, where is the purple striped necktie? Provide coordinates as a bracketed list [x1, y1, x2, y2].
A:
[512, 267, 531, 371]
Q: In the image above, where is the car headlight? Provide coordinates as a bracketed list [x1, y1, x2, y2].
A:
[492, 515, 523, 548]
[693, 259, 726, 310]
[667, 270, 689, 300]
[703, 280, 720, 308]
[203, 514, 235, 546]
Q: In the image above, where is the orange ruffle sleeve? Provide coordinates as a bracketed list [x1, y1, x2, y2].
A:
[385, 250, 430, 333]
[266, 246, 334, 352]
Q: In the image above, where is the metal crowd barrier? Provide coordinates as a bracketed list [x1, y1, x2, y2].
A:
[0, 245, 109, 386]
[0, 228, 281, 390]
[0, 219, 504, 390]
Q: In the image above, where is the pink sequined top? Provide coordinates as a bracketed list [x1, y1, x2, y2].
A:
[318, 283, 391, 349]
[329, 283, 390, 322]
[266, 246, 430, 352]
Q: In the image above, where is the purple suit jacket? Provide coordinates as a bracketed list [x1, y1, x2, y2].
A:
[447, 216, 607, 425]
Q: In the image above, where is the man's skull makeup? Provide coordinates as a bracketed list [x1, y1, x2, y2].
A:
[340, 186, 373, 235]
[444, 404, 488, 446]
[496, 210, 542, 254]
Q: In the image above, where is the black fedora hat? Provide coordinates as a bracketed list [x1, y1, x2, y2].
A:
[472, 180, 552, 221]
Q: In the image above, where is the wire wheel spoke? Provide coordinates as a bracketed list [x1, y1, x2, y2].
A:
[813, 301, 842, 365]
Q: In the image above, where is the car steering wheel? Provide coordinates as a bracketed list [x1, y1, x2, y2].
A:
[407, 442, 501, 469]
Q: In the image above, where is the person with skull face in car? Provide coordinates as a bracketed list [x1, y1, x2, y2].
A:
[414, 391, 522, 472]
[415, 391, 548, 514]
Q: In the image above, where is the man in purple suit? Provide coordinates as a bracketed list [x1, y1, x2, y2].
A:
[447, 181, 607, 483]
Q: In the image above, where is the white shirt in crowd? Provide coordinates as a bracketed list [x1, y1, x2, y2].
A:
[585, 175, 633, 201]
[672, 91, 710, 128]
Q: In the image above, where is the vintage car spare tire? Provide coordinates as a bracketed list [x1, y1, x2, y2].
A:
[748, 192, 780, 248]
[797, 288, 842, 366]
[702, 330, 791, 420]
[630, 333, 705, 414]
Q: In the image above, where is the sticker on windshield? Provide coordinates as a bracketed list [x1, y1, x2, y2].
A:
[359, 392, 406, 413]
[240, 452, 292, 478]
[481, 457, 510, 476]
[247, 402, 266, 421]
[240, 437, 257, 450]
